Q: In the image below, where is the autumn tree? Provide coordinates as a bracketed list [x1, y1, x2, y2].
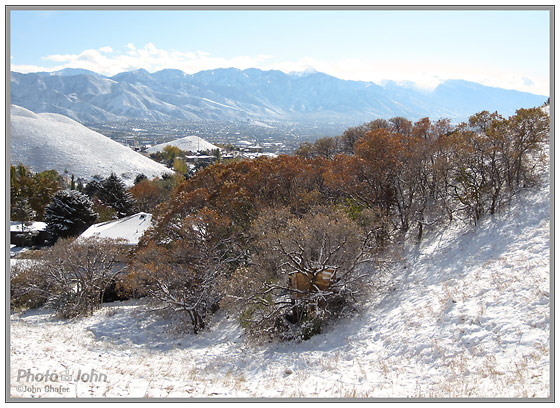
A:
[445, 108, 548, 224]
[128, 178, 167, 213]
[350, 128, 403, 217]
[150, 145, 186, 168]
[173, 157, 189, 178]
[466, 111, 509, 215]
[10, 165, 64, 221]
[389, 116, 412, 136]
[295, 137, 340, 159]
[505, 107, 549, 188]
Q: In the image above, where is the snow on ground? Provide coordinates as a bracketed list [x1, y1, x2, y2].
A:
[10, 246, 30, 260]
[10, 105, 173, 185]
[146, 135, 219, 155]
[9, 170, 549, 399]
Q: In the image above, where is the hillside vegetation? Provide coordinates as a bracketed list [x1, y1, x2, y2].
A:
[10, 128, 549, 397]
[10, 107, 550, 398]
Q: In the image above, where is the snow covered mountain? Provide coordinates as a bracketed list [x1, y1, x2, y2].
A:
[10, 68, 547, 124]
[146, 136, 219, 154]
[10, 105, 173, 184]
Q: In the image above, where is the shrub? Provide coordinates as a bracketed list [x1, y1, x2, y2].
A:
[11, 238, 127, 318]
[130, 209, 242, 333]
[228, 206, 375, 342]
[11, 260, 52, 310]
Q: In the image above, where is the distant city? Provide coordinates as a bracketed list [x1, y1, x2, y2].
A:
[85, 119, 349, 156]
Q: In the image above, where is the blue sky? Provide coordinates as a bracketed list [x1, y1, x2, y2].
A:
[10, 9, 550, 94]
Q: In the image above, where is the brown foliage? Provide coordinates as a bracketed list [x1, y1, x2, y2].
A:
[128, 178, 167, 213]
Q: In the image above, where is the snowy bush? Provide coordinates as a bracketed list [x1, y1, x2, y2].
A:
[11, 260, 52, 310]
[130, 208, 242, 333]
[44, 189, 98, 242]
[227, 206, 375, 342]
[11, 237, 127, 318]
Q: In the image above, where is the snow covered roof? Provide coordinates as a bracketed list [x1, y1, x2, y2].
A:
[78, 212, 152, 245]
[10, 221, 47, 232]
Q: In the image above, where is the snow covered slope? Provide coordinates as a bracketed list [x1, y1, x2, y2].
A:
[10, 105, 173, 185]
[146, 135, 219, 154]
[10, 158, 549, 398]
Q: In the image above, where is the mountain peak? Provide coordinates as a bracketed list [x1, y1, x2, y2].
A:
[288, 66, 319, 77]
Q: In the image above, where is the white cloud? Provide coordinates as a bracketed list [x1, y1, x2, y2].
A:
[11, 64, 55, 73]
[12, 43, 549, 95]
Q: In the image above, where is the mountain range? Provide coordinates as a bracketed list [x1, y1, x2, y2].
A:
[10, 68, 547, 125]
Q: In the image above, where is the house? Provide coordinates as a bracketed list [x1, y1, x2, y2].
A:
[10, 221, 49, 247]
[78, 213, 153, 301]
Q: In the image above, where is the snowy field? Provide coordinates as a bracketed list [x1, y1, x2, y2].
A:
[9, 164, 550, 399]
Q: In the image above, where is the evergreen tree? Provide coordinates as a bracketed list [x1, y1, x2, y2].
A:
[10, 164, 33, 217]
[44, 190, 98, 242]
[76, 178, 85, 192]
[134, 173, 147, 185]
[84, 177, 102, 198]
[97, 173, 137, 218]
[12, 197, 35, 233]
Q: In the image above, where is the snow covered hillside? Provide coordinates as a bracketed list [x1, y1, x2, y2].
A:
[9, 162, 549, 398]
[10, 105, 173, 185]
[146, 136, 219, 154]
